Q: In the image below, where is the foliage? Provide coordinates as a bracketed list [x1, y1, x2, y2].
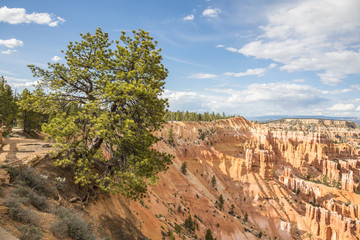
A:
[184, 215, 196, 232]
[174, 223, 182, 235]
[12, 185, 49, 211]
[164, 110, 236, 122]
[181, 162, 187, 175]
[52, 207, 96, 240]
[205, 229, 215, 240]
[216, 194, 224, 210]
[168, 229, 175, 240]
[4, 197, 38, 224]
[17, 88, 49, 132]
[168, 127, 174, 146]
[5, 166, 54, 196]
[19, 225, 43, 240]
[24, 28, 173, 199]
[211, 175, 216, 187]
[0, 76, 17, 126]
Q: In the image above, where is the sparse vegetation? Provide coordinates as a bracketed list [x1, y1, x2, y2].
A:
[181, 162, 187, 175]
[211, 175, 216, 187]
[51, 207, 96, 240]
[19, 225, 43, 240]
[205, 229, 215, 240]
[168, 127, 175, 146]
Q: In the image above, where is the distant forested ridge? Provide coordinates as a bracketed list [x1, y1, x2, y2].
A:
[164, 110, 238, 122]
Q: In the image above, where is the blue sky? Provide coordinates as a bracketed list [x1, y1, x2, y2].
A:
[1, 0, 360, 117]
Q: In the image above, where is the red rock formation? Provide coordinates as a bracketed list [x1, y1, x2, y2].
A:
[342, 171, 354, 192]
[305, 204, 359, 240]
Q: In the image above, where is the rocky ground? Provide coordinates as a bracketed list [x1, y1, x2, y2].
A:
[0, 119, 360, 240]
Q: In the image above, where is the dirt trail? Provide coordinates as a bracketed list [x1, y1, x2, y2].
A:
[0, 137, 52, 166]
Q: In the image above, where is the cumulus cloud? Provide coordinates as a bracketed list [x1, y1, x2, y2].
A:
[328, 103, 355, 111]
[216, 44, 224, 48]
[187, 73, 217, 79]
[164, 82, 328, 116]
[224, 63, 276, 77]
[1, 49, 16, 55]
[0, 6, 65, 27]
[229, 0, 360, 85]
[0, 38, 23, 48]
[202, 8, 221, 18]
[183, 14, 194, 21]
[51, 56, 62, 62]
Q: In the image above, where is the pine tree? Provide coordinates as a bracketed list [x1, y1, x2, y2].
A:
[205, 229, 214, 240]
[24, 28, 173, 199]
[0, 77, 17, 127]
[168, 127, 174, 146]
[211, 175, 216, 187]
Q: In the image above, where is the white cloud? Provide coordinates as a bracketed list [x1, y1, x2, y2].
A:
[356, 106, 360, 111]
[216, 44, 224, 48]
[51, 56, 62, 62]
[0, 38, 23, 48]
[184, 14, 194, 21]
[224, 68, 267, 77]
[322, 89, 353, 95]
[202, 8, 221, 18]
[1, 49, 16, 55]
[231, 0, 360, 85]
[0, 70, 16, 75]
[188, 73, 217, 79]
[164, 82, 327, 115]
[0, 6, 65, 27]
[225, 47, 238, 53]
[224, 63, 276, 77]
[328, 103, 355, 111]
[13, 81, 38, 88]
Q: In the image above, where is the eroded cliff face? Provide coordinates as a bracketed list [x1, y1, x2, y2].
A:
[88, 117, 360, 240]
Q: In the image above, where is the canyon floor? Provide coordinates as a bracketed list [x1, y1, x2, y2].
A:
[0, 118, 360, 240]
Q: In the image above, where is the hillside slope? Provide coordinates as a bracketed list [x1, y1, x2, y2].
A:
[1, 118, 360, 240]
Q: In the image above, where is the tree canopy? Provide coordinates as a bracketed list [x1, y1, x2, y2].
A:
[25, 28, 172, 199]
[0, 76, 17, 126]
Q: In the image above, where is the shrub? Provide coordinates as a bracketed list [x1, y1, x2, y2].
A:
[19, 225, 43, 240]
[4, 197, 38, 224]
[13, 185, 49, 211]
[5, 166, 54, 196]
[52, 207, 96, 240]
[181, 162, 187, 175]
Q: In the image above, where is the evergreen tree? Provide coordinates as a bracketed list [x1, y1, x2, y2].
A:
[17, 88, 48, 132]
[168, 127, 174, 146]
[211, 175, 216, 187]
[217, 194, 224, 210]
[0, 76, 17, 127]
[181, 162, 187, 175]
[23, 28, 173, 199]
[205, 229, 214, 240]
